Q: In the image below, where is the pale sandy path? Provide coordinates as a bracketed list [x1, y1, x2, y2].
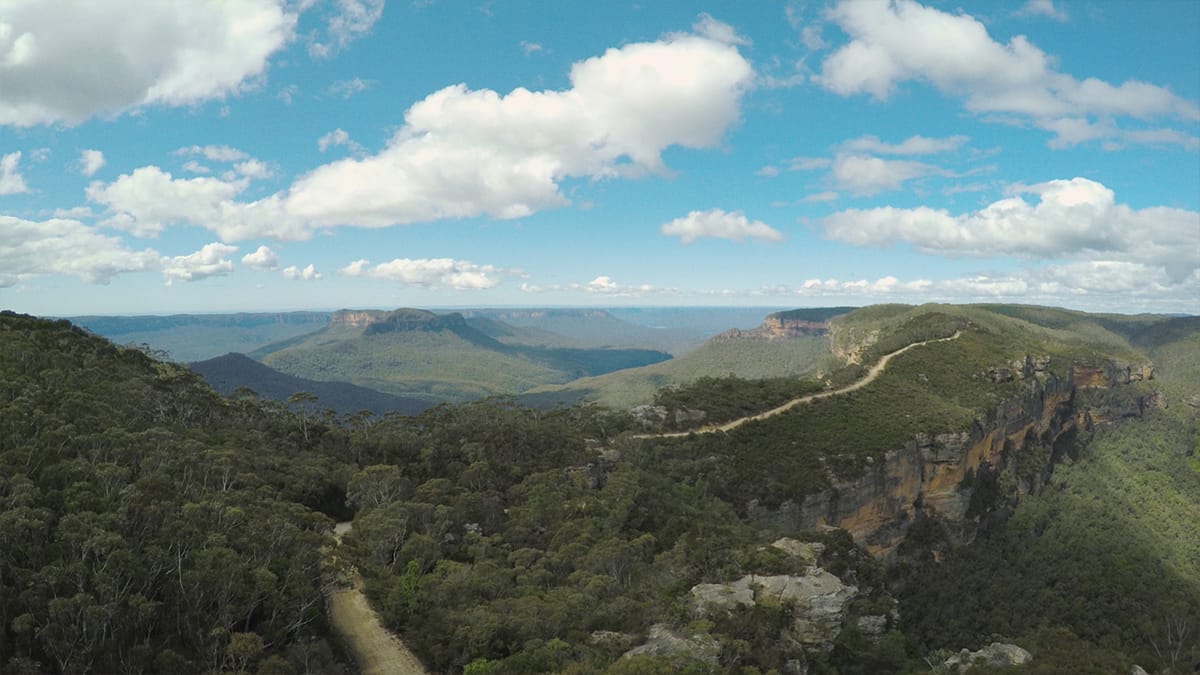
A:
[328, 522, 428, 675]
[640, 332, 961, 439]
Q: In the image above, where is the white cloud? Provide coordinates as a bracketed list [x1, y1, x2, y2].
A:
[692, 14, 751, 46]
[76, 149, 105, 177]
[284, 31, 753, 230]
[86, 166, 247, 237]
[0, 214, 159, 286]
[161, 242, 237, 284]
[52, 206, 93, 219]
[661, 208, 783, 244]
[283, 263, 321, 280]
[84, 31, 754, 241]
[747, 262, 1198, 313]
[788, 157, 831, 171]
[817, 0, 1199, 147]
[820, 177, 1200, 280]
[520, 276, 670, 297]
[277, 84, 300, 105]
[328, 77, 374, 99]
[0, 1, 296, 126]
[233, 159, 273, 180]
[308, 0, 384, 58]
[842, 134, 968, 155]
[181, 161, 211, 174]
[339, 257, 513, 290]
[801, 191, 839, 203]
[0, 152, 29, 194]
[1015, 0, 1068, 22]
[241, 245, 279, 270]
[317, 128, 364, 153]
[800, 25, 826, 51]
[175, 145, 249, 162]
[831, 154, 943, 195]
[520, 41, 544, 55]
[755, 165, 781, 178]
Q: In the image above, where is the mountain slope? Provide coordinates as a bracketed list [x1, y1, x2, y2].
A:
[521, 308, 846, 410]
[190, 353, 429, 417]
[253, 308, 672, 404]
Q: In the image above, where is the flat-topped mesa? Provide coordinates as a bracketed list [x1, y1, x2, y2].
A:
[327, 308, 472, 335]
[712, 311, 836, 342]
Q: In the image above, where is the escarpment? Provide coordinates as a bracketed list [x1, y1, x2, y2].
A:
[753, 355, 1160, 558]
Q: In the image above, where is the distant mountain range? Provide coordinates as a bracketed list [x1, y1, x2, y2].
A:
[251, 308, 673, 405]
[189, 352, 428, 418]
[72, 311, 330, 361]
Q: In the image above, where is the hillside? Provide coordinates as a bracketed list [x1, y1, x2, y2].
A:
[252, 308, 672, 405]
[72, 311, 331, 362]
[190, 352, 429, 417]
[0, 312, 353, 673]
[5, 305, 1196, 673]
[521, 308, 847, 410]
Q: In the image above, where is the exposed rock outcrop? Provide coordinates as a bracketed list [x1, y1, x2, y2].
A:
[621, 624, 719, 663]
[689, 569, 858, 647]
[751, 357, 1161, 557]
[329, 309, 386, 328]
[715, 316, 831, 341]
[937, 642, 1031, 672]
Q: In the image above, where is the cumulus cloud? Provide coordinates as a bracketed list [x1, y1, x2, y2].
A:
[284, 32, 753, 231]
[308, 0, 384, 58]
[0, 152, 29, 194]
[181, 161, 211, 174]
[283, 263, 321, 280]
[161, 242, 237, 284]
[817, 0, 1199, 147]
[86, 166, 248, 238]
[842, 134, 968, 155]
[175, 145, 250, 163]
[76, 149, 105, 177]
[317, 128, 365, 154]
[0, 215, 159, 286]
[0, 1, 296, 126]
[820, 177, 1200, 280]
[744, 261, 1197, 313]
[79, 30, 753, 242]
[241, 245, 279, 270]
[339, 257, 513, 289]
[831, 154, 944, 195]
[692, 14, 751, 46]
[1015, 0, 1068, 22]
[520, 276, 669, 297]
[661, 208, 783, 244]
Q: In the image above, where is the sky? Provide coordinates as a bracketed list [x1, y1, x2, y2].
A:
[1, 0, 1198, 316]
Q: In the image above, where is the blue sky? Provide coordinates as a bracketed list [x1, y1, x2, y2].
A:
[1, 0, 1197, 315]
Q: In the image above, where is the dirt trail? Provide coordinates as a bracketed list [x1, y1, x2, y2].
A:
[643, 332, 961, 439]
[328, 522, 428, 675]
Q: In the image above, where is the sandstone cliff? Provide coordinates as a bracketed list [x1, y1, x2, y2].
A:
[751, 355, 1159, 558]
[329, 309, 387, 328]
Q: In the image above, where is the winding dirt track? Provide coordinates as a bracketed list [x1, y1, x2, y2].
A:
[327, 522, 428, 675]
[641, 332, 961, 439]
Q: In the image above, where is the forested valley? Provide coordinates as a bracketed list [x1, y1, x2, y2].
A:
[2, 307, 1198, 674]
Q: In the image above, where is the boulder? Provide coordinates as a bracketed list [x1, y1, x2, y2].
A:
[940, 642, 1031, 672]
[621, 624, 718, 663]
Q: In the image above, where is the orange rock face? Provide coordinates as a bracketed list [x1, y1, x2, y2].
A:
[778, 359, 1154, 558]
